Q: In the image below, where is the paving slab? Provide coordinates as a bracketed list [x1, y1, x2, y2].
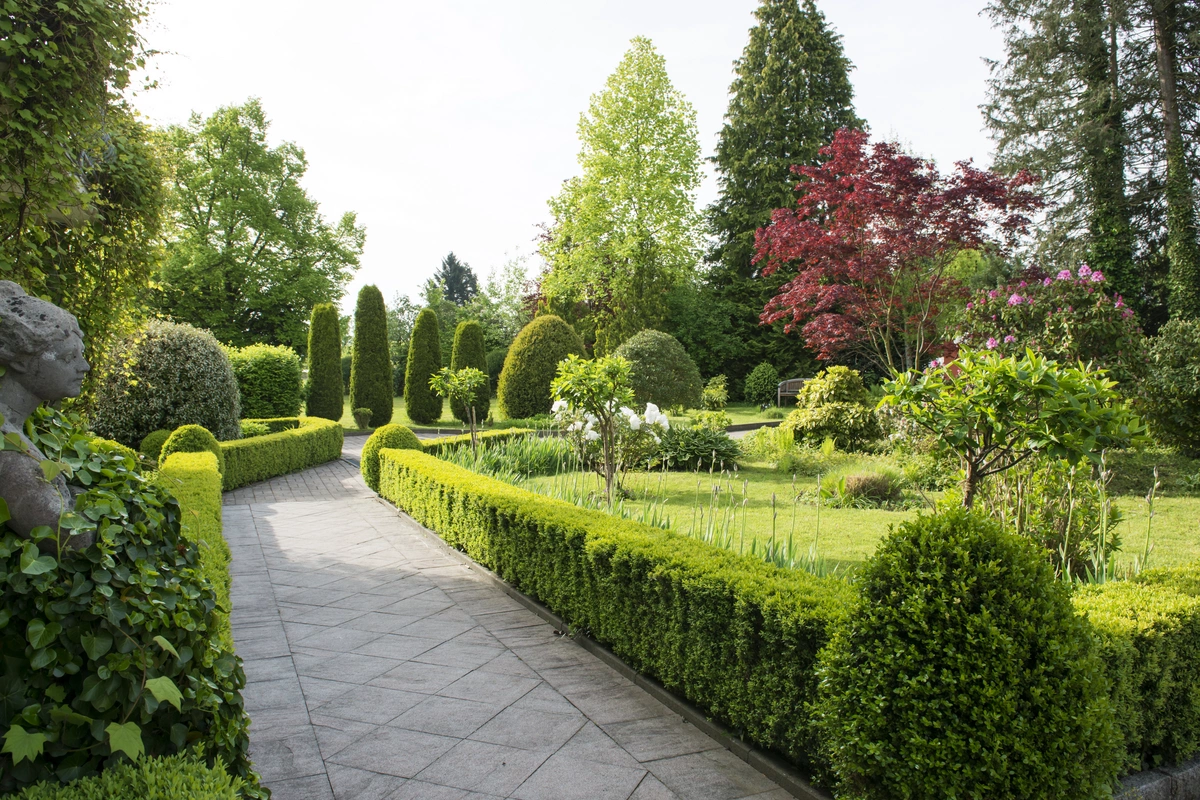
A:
[225, 454, 790, 799]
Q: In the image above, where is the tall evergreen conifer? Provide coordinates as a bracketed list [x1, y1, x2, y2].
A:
[305, 303, 343, 420]
[450, 320, 490, 424]
[350, 285, 393, 426]
[434, 252, 479, 305]
[708, 0, 859, 387]
[404, 308, 443, 424]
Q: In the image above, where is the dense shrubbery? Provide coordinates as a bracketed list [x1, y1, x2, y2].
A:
[404, 308, 443, 425]
[305, 303, 344, 421]
[240, 420, 269, 438]
[613, 329, 703, 410]
[1141, 318, 1200, 456]
[450, 320, 490, 424]
[743, 362, 780, 406]
[0, 411, 256, 794]
[91, 320, 241, 446]
[497, 315, 584, 419]
[813, 508, 1121, 799]
[228, 343, 302, 418]
[220, 417, 343, 490]
[13, 753, 242, 800]
[782, 366, 879, 450]
[655, 426, 741, 471]
[438, 433, 573, 480]
[421, 428, 535, 456]
[486, 347, 508, 394]
[350, 285, 393, 426]
[361, 423, 422, 492]
[139, 429, 171, 463]
[160, 424, 225, 476]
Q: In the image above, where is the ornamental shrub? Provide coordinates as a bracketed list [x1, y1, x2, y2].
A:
[486, 347, 508, 395]
[404, 308, 443, 425]
[361, 423, 422, 492]
[450, 320, 490, 424]
[304, 303, 343, 421]
[782, 367, 880, 450]
[1141, 318, 1200, 456]
[350, 285, 393, 427]
[655, 426, 741, 471]
[13, 753, 241, 799]
[0, 410, 258, 795]
[220, 417, 343, 491]
[90, 320, 241, 446]
[228, 344, 302, 418]
[813, 507, 1121, 799]
[139, 429, 171, 463]
[498, 315, 584, 420]
[957, 264, 1147, 387]
[240, 420, 270, 439]
[613, 329, 703, 410]
[160, 424, 225, 476]
[744, 362, 780, 406]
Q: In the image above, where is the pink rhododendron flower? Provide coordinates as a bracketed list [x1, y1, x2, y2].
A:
[1078, 264, 1092, 278]
[1008, 293, 1024, 306]
[1123, 308, 1134, 318]
[1043, 277, 1053, 286]
[1115, 299, 1124, 309]
[966, 302, 974, 310]
[988, 289, 998, 299]
[986, 337, 998, 349]
[1018, 281, 1028, 288]
[1057, 269, 1073, 280]
[1090, 271, 1104, 282]
[1004, 335, 1016, 343]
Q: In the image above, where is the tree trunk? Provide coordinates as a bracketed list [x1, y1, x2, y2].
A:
[962, 460, 980, 508]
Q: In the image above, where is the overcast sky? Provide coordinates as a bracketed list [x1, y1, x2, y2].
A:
[133, 1, 1005, 312]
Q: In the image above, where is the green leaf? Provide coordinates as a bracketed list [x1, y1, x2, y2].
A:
[44, 685, 66, 703]
[39, 460, 68, 483]
[20, 545, 56, 576]
[152, 635, 179, 659]
[2, 724, 47, 764]
[26, 619, 60, 649]
[144, 676, 182, 711]
[105, 721, 144, 760]
[80, 631, 113, 661]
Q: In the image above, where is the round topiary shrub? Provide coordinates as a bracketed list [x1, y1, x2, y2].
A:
[160, 424, 225, 476]
[743, 362, 780, 407]
[782, 366, 880, 450]
[450, 320, 490, 424]
[305, 303, 344, 421]
[139, 429, 171, 463]
[612, 329, 703, 411]
[350, 285, 393, 427]
[90, 320, 241, 447]
[228, 343, 302, 418]
[404, 308, 443, 425]
[812, 507, 1121, 800]
[1141, 318, 1200, 456]
[498, 315, 584, 420]
[361, 423, 422, 492]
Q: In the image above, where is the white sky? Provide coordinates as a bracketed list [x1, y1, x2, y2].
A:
[133, 0, 1005, 312]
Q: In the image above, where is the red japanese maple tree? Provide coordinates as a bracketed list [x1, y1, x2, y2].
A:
[754, 128, 1043, 375]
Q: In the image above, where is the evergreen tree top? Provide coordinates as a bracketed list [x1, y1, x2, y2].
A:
[435, 252, 479, 306]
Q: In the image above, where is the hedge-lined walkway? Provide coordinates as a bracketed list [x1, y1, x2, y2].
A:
[223, 454, 790, 800]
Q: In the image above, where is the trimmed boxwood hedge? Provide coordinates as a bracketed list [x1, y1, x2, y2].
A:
[218, 417, 343, 491]
[228, 344, 303, 419]
[420, 428, 535, 456]
[13, 753, 241, 799]
[161, 424, 225, 476]
[376, 448, 853, 766]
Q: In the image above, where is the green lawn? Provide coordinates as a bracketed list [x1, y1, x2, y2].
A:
[335, 396, 467, 431]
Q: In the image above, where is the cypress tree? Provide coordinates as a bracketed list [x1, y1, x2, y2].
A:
[350, 285, 393, 426]
[404, 307, 443, 424]
[305, 303, 343, 421]
[707, 0, 860, 388]
[449, 319, 490, 424]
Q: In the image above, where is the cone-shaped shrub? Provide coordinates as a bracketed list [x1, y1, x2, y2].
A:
[613, 329, 702, 410]
[361, 423, 422, 492]
[350, 285, 393, 426]
[305, 303, 343, 421]
[404, 308, 443, 424]
[497, 315, 584, 419]
[450, 320, 490, 423]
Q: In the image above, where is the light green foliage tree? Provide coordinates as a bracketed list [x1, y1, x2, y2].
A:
[881, 348, 1145, 507]
[350, 285, 392, 427]
[305, 303, 343, 420]
[430, 367, 489, 453]
[449, 321, 489, 424]
[541, 37, 703, 353]
[460, 254, 534, 352]
[152, 99, 365, 352]
[404, 308, 443, 424]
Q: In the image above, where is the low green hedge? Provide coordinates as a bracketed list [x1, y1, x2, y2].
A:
[219, 417, 343, 491]
[1074, 579, 1200, 773]
[377, 448, 852, 767]
[13, 753, 241, 799]
[243, 417, 301, 434]
[158, 451, 232, 649]
[421, 428, 535, 456]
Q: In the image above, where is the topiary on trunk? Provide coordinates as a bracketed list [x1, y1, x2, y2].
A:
[350, 285, 393, 427]
[497, 315, 584, 419]
[404, 308, 443, 424]
[305, 303, 343, 421]
[450, 320, 490, 424]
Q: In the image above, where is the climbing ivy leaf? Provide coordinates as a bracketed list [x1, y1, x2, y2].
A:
[105, 722, 144, 760]
[144, 676, 182, 711]
[152, 635, 178, 660]
[19, 544, 56, 576]
[80, 631, 113, 661]
[3, 724, 47, 764]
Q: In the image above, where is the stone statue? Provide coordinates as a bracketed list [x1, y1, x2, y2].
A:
[0, 280, 94, 549]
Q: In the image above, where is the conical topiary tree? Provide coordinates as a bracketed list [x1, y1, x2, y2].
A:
[350, 285, 393, 427]
[404, 307, 443, 424]
[450, 320, 490, 424]
[497, 315, 585, 419]
[306, 303, 343, 420]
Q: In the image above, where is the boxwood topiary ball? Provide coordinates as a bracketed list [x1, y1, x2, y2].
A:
[361, 423, 422, 492]
[139, 429, 171, 463]
[160, 424, 225, 476]
[812, 507, 1121, 800]
[497, 315, 584, 420]
[613, 329, 702, 411]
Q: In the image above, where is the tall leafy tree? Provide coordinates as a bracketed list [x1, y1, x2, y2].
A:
[541, 37, 703, 354]
[305, 303, 343, 420]
[434, 252, 479, 305]
[350, 285, 392, 426]
[152, 99, 365, 353]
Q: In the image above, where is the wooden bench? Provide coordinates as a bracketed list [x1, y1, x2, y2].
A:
[776, 378, 807, 407]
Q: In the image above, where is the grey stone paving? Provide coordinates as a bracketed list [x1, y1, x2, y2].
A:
[224, 455, 790, 800]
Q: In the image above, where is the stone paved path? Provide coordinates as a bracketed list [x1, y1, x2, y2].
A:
[224, 454, 790, 800]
